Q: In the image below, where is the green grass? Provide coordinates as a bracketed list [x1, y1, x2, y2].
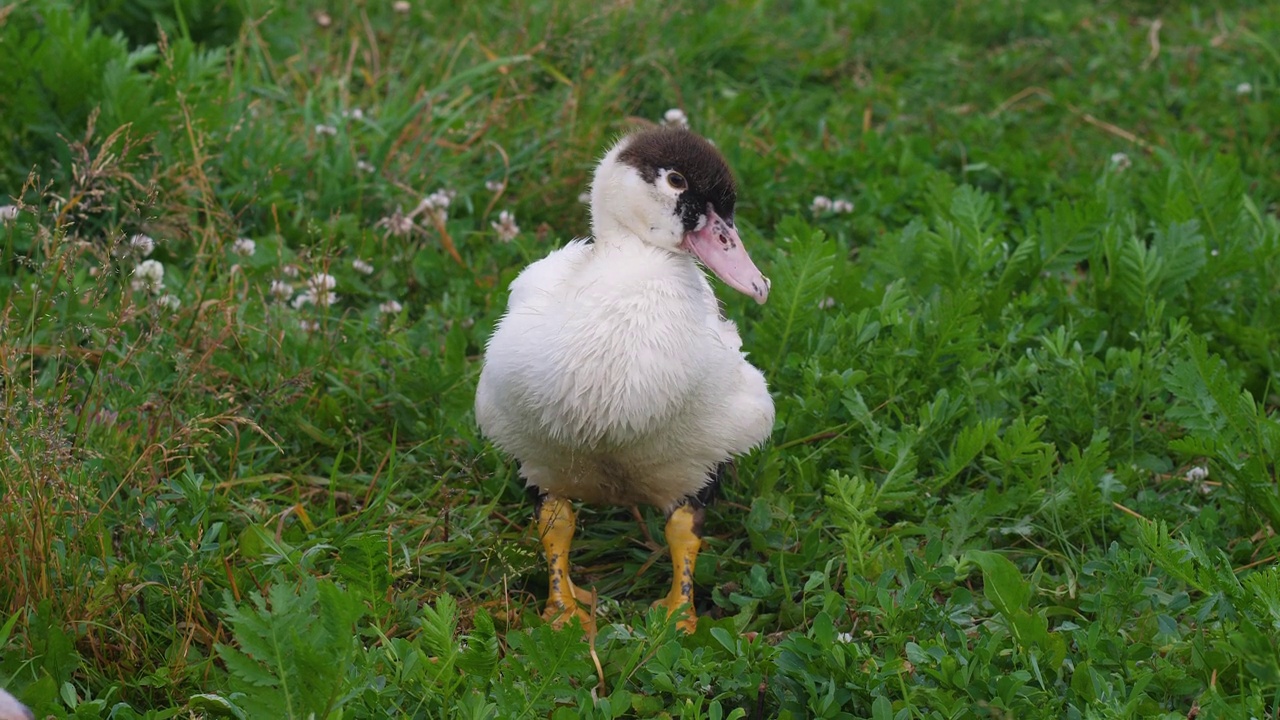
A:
[2, 0, 1279, 717]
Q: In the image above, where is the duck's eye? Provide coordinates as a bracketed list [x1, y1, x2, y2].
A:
[666, 172, 687, 190]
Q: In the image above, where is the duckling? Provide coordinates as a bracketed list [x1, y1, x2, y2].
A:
[476, 127, 774, 631]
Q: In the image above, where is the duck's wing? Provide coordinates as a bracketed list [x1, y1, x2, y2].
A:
[504, 239, 593, 313]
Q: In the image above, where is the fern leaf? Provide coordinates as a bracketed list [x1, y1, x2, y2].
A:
[1152, 220, 1206, 295]
[760, 218, 837, 375]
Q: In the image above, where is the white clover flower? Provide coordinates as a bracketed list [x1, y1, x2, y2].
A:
[306, 273, 338, 306]
[836, 632, 854, 644]
[300, 319, 321, 332]
[0, 205, 18, 222]
[156, 294, 181, 311]
[356, 160, 375, 173]
[1110, 152, 1132, 171]
[662, 108, 689, 128]
[485, 180, 506, 193]
[291, 291, 315, 309]
[810, 195, 833, 214]
[269, 279, 293, 301]
[1236, 82, 1253, 96]
[832, 199, 854, 214]
[281, 264, 300, 278]
[132, 259, 165, 294]
[315, 123, 338, 137]
[421, 189, 454, 209]
[129, 233, 155, 256]
[1185, 465, 1209, 483]
[378, 299, 403, 315]
[232, 237, 256, 256]
[491, 210, 520, 242]
[376, 208, 416, 237]
[393, 0, 411, 12]
[352, 258, 374, 275]
[342, 108, 365, 120]
[309, 273, 336, 292]
[417, 189, 454, 225]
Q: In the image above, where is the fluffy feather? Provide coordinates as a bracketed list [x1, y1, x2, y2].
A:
[0, 688, 32, 720]
[475, 131, 774, 512]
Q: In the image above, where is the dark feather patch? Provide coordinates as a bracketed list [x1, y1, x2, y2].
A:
[616, 127, 737, 230]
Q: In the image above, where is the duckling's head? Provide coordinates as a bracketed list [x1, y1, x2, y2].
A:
[590, 127, 770, 304]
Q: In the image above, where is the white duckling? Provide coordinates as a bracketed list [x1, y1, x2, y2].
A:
[475, 126, 774, 632]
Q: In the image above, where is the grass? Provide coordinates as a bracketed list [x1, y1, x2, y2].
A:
[1, 0, 1279, 717]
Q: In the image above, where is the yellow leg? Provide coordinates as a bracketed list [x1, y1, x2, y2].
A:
[536, 495, 594, 631]
[655, 504, 702, 633]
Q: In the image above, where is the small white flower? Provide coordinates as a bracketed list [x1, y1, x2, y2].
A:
[836, 632, 854, 644]
[352, 258, 374, 275]
[485, 180, 505, 193]
[378, 299, 403, 315]
[1110, 152, 1132, 171]
[315, 123, 338, 137]
[282, 264, 300, 278]
[0, 205, 18, 222]
[1185, 465, 1209, 482]
[832, 199, 854, 214]
[491, 210, 520, 242]
[129, 233, 155, 256]
[377, 208, 417, 237]
[291, 291, 315, 309]
[578, 191, 591, 205]
[306, 273, 338, 306]
[132, 259, 165, 294]
[314, 11, 332, 28]
[356, 160, 375, 173]
[269, 280, 293, 301]
[417, 189, 454, 225]
[299, 319, 321, 332]
[662, 108, 689, 128]
[393, 0, 411, 12]
[342, 108, 365, 120]
[232, 237, 256, 256]
[818, 297, 836, 310]
[156, 294, 181, 311]
[811, 195, 833, 214]
[1236, 82, 1253, 96]
[421, 189, 454, 209]
[309, 273, 336, 292]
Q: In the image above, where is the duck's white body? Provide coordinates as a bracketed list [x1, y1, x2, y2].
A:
[0, 688, 32, 720]
[475, 234, 773, 511]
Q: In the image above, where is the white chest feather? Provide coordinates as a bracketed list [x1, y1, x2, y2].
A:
[475, 238, 774, 508]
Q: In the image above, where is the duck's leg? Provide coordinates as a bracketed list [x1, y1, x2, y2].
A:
[532, 490, 594, 631]
[656, 501, 705, 633]
[655, 464, 723, 633]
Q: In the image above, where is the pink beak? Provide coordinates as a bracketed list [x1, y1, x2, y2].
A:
[679, 208, 770, 304]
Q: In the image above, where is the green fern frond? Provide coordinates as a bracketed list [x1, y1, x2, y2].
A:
[1164, 335, 1280, 529]
[760, 217, 838, 376]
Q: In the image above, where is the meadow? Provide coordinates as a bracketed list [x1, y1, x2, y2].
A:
[1, 0, 1279, 717]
